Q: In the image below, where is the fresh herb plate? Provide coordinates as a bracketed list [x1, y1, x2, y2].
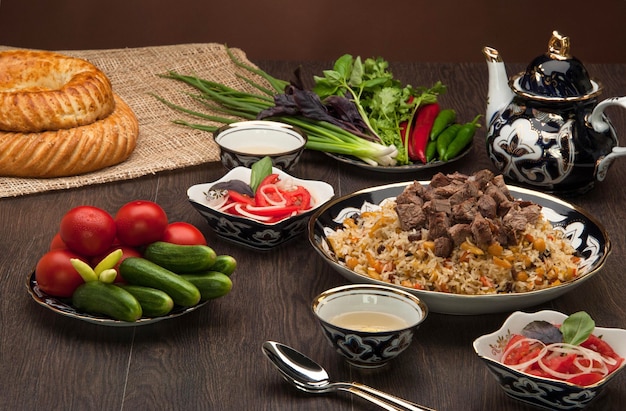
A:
[324, 140, 472, 173]
[27, 272, 208, 327]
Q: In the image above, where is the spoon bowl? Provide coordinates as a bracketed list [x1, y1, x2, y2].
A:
[262, 341, 436, 411]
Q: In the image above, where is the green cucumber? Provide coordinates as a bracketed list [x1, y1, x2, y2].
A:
[119, 257, 201, 307]
[209, 255, 237, 276]
[143, 241, 217, 273]
[181, 272, 233, 301]
[72, 281, 142, 322]
[119, 285, 174, 317]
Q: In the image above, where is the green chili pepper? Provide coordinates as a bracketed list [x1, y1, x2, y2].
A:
[436, 123, 462, 160]
[425, 140, 438, 162]
[442, 115, 482, 161]
[429, 109, 456, 141]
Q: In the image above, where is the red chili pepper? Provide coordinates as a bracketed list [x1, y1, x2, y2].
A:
[227, 190, 255, 206]
[243, 204, 300, 217]
[283, 186, 312, 211]
[255, 184, 286, 207]
[408, 103, 440, 163]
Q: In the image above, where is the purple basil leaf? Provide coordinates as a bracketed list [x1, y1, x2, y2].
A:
[521, 320, 563, 344]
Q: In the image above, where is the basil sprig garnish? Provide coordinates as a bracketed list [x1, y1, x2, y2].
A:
[250, 156, 273, 193]
[521, 311, 595, 345]
[561, 311, 595, 346]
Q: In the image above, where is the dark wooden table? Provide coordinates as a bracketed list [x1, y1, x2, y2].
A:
[2, 59, 625, 411]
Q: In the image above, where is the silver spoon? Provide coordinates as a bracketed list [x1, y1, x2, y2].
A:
[262, 341, 436, 411]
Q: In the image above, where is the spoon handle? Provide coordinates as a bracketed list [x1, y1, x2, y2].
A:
[340, 387, 404, 411]
[350, 382, 437, 411]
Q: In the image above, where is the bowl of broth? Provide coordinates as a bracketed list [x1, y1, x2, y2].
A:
[312, 284, 428, 368]
[213, 120, 307, 171]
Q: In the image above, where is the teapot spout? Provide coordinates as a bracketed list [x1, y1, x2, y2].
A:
[483, 46, 515, 125]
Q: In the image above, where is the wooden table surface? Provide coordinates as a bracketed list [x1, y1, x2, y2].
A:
[1, 59, 625, 411]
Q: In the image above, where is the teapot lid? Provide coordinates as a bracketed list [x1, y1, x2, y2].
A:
[511, 31, 602, 101]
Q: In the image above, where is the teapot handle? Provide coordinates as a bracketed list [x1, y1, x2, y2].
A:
[590, 97, 626, 181]
[588, 96, 626, 133]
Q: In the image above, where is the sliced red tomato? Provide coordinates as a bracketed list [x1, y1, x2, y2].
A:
[566, 373, 605, 386]
[540, 352, 577, 374]
[581, 334, 624, 373]
[503, 334, 542, 365]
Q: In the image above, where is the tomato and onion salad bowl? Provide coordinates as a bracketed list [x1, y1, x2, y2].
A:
[187, 166, 334, 250]
[473, 310, 626, 410]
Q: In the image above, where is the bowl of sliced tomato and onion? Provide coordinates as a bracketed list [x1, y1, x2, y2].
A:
[187, 159, 334, 250]
[473, 310, 626, 410]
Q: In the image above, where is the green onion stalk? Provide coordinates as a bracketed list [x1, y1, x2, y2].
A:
[153, 47, 399, 166]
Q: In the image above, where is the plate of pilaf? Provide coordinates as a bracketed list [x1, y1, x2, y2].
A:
[308, 169, 610, 315]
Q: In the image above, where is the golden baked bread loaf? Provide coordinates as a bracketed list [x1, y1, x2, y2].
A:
[0, 49, 115, 132]
[0, 95, 138, 178]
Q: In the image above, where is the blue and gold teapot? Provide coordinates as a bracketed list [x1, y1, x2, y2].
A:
[483, 31, 626, 195]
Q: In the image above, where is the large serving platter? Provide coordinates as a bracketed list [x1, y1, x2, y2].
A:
[324, 141, 472, 173]
[308, 182, 610, 315]
[27, 272, 208, 326]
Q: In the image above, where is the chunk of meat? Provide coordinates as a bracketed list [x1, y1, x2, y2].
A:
[451, 198, 476, 223]
[396, 181, 424, 205]
[396, 203, 426, 231]
[430, 172, 452, 188]
[392, 169, 544, 252]
[477, 194, 497, 219]
[428, 211, 450, 240]
[471, 213, 495, 246]
[434, 236, 454, 258]
[449, 223, 472, 246]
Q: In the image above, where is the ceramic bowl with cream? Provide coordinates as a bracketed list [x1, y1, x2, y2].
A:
[312, 284, 428, 368]
[213, 120, 307, 171]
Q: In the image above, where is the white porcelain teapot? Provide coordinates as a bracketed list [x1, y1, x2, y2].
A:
[483, 31, 626, 195]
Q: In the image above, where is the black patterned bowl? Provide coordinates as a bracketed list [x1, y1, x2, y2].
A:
[188, 167, 334, 250]
[308, 182, 610, 314]
[312, 284, 428, 368]
[214, 120, 307, 171]
[473, 310, 626, 410]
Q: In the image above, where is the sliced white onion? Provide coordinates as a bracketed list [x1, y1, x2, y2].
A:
[501, 338, 546, 371]
[258, 184, 287, 206]
[217, 202, 238, 213]
[233, 203, 273, 222]
[501, 337, 616, 382]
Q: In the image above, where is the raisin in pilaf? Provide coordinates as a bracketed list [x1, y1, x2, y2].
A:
[327, 170, 581, 295]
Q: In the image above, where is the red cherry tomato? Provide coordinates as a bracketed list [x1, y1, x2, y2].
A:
[35, 249, 86, 298]
[49, 232, 67, 250]
[115, 200, 168, 247]
[59, 206, 117, 256]
[91, 245, 142, 283]
[161, 222, 207, 245]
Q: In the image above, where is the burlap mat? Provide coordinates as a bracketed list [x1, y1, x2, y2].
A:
[0, 43, 269, 198]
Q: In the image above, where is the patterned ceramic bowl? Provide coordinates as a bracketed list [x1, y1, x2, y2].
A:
[187, 166, 334, 250]
[473, 310, 626, 410]
[312, 284, 428, 368]
[214, 120, 307, 171]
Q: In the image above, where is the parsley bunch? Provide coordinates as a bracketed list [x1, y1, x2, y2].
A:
[313, 55, 446, 165]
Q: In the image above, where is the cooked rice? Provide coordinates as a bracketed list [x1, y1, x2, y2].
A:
[327, 200, 580, 295]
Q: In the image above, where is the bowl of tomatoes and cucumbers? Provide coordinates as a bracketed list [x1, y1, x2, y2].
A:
[29, 200, 236, 326]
